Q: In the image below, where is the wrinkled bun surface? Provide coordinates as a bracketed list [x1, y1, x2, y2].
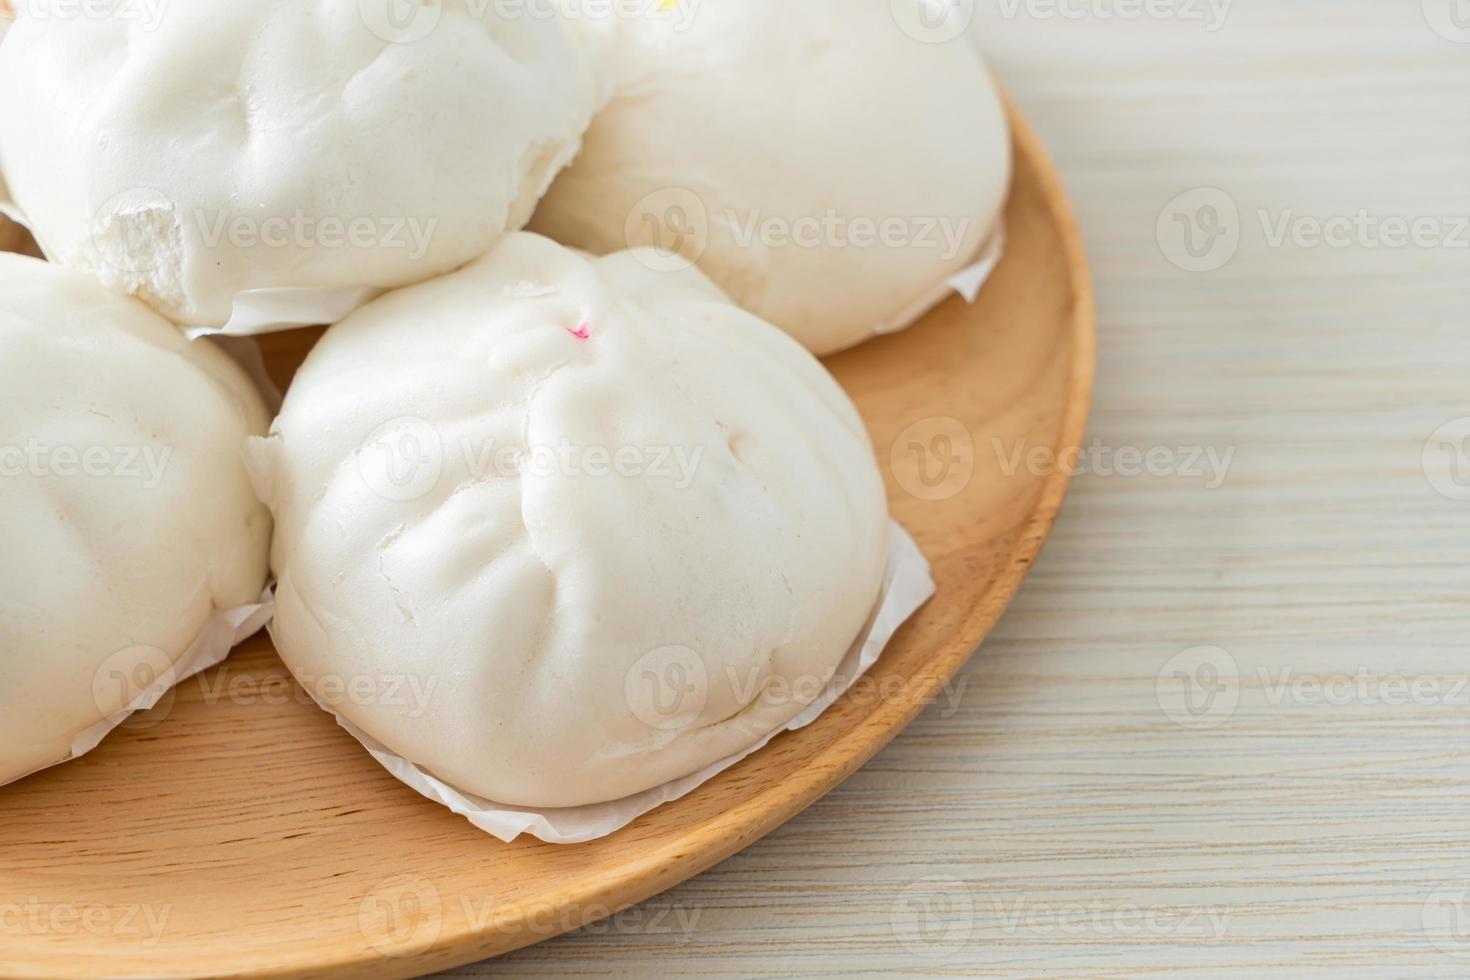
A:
[0, 254, 271, 784]
[0, 0, 600, 329]
[253, 233, 889, 807]
[532, 0, 1011, 355]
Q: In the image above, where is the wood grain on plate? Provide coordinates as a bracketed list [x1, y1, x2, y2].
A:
[0, 102, 1093, 978]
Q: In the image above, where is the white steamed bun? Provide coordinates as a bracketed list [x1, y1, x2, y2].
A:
[250, 232, 889, 808]
[0, 253, 271, 785]
[531, 0, 1011, 356]
[0, 0, 602, 331]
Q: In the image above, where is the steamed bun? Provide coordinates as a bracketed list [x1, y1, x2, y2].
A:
[250, 232, 889, 808]
[532, 0, 1011, 356]
[0, 254, 271, 785]
[0, 0, 601, 331]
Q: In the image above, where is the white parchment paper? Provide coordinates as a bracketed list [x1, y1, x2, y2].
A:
[875, 225, 1006, 339]
[185, 285, 382, 340]
[2, 591, 274, 789]
[300, 521, 934, 845]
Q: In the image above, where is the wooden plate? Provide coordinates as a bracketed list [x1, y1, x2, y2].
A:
[0, 101, 1093, 978]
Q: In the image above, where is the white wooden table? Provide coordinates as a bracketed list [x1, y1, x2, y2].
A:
[449, 3, 1470, 975]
